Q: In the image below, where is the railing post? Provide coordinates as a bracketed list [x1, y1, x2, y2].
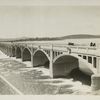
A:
[49, 44, 53, 78]
[86, 55, 88, 60]
[81, 54, 83, 58]
[86, 47, 88, 53]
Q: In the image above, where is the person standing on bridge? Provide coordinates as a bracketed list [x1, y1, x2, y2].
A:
[67, 47, 71, 54]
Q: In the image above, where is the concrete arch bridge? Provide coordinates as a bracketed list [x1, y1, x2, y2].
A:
[1, 41, 100, 90]
[0, 42, 100, 79]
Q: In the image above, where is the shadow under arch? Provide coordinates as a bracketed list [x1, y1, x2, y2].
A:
[16, 47, 21, 58]
[22, 48, 31, 61]
[53, 54, 92, 85]
[53, 54, 79, 78]
[12, 46, 16, 57]
[32, 49, 50, 68]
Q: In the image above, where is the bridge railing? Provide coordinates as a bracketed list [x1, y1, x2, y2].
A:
[14, 42, 99, 54]
[0, 42, 99, 50]
[0, 42, 100, 56]
[1, 42, 100, 52]
[15, 42, 98, 49]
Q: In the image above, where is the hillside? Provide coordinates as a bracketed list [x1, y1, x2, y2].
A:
[61, 34, 100, 39]
[0, 34, 100, 42]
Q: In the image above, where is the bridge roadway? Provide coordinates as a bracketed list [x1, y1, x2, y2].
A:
[0, 41, 100, 90]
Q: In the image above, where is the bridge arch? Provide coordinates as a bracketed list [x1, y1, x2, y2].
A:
[12, 46, 16, 57]
[22, 47, 31, 61]
[53, 54, 96, 77]
[16, 47, 21, 58]
[32, 49, 50, 68]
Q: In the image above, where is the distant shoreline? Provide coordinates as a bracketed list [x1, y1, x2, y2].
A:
[1, 34, 100, 42]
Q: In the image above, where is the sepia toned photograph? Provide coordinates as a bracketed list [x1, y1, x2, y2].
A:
[0, 0, 100, 97]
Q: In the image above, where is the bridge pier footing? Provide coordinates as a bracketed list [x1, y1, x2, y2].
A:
[49, 45, 53, 78]
[91, 74, 100, 91]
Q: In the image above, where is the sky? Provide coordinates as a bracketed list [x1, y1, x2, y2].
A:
[0, 0, 100, 38]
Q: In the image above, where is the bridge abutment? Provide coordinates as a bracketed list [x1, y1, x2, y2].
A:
[91, 57, 100, 91]
[91, 74, 100, 91]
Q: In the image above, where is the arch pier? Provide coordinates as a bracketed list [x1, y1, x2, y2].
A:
[22, 48, 31, 61]
[32, 50, 50, 68]
[16, 47, 22, 58]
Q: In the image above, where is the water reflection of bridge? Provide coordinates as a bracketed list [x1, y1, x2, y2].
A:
[0, 42, 100, 90]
